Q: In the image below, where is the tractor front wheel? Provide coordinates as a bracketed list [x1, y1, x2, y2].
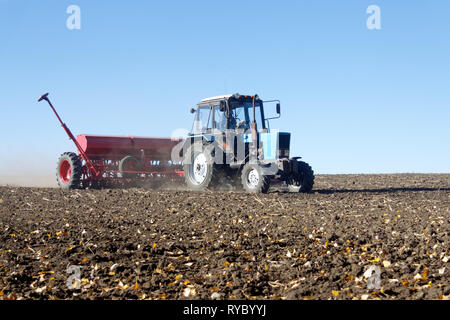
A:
[56, 152, 82, 189]
[241, 163, 271, 193]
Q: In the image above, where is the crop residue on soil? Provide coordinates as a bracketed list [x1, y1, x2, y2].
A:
[0, 174, 449, 300]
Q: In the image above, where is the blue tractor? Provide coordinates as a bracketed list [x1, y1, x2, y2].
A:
[181, 94, 314, 193]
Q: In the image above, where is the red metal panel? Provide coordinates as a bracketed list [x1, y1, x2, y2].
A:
[76, 135, 182, 160]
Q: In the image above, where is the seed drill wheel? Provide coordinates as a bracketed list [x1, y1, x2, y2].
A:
[56, 152, 82, 189]
[119, 156, 141, 179]
[240, 163, 271, 194]
[287, 161, 314, 193]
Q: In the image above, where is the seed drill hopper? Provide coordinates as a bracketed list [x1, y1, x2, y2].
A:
[38, 93, 183, 189]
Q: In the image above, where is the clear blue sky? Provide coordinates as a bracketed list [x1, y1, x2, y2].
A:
[0, 0, 449, 183]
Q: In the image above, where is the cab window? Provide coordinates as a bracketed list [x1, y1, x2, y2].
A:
[193, 105, 212, 133]
[213, 106, 227, 131]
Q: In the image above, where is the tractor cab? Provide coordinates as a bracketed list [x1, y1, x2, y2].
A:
[189, 94, 286, 162]
[190, 94, 276, 135]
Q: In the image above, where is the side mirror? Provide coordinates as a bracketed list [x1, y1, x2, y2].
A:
[219, 101, 226, 112]
[190, 107, 196, 114]
[276, 103, 281, 114]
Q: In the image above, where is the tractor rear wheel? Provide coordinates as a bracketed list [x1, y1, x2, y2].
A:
[56, 152, 82, 189]
[241, 163, 270, 193]
[183, 143, 217, 191]
[287, 161, 314, 193]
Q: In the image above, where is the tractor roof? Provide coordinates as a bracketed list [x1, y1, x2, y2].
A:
[198, 94, 233, 105]
[197, 94, 259, 106]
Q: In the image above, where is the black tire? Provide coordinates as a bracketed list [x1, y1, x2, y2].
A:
[240, 163, 270, 193]
[119, 156, 141, 179]
[183, 143, 217, 191]
[287, 161, 314, 193]
[56, 152, 82, 189]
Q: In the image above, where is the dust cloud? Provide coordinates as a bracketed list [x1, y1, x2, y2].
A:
[0, 151, 58, 188]
[0, 175, 57, 188]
